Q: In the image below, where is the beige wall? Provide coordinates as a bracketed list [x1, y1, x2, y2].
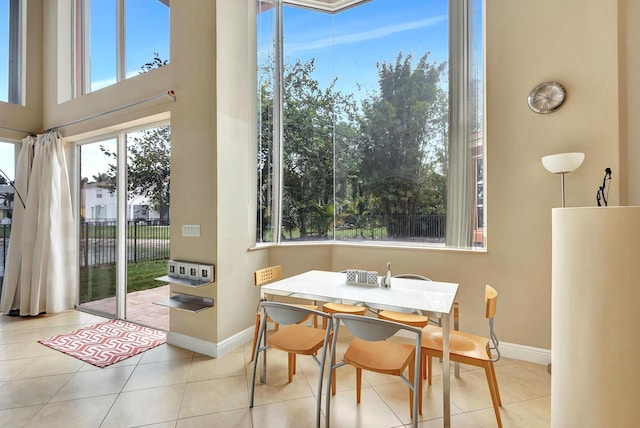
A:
[0, 0, 42, 141]
[2, 0, 639, 353]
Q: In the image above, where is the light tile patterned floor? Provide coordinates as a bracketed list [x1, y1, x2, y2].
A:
[0, 310, 551, 427]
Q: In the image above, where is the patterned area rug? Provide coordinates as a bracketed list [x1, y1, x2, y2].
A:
[38, 319, 167, 368]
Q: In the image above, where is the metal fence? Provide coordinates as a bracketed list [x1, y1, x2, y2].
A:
[80, 220, 170, 267]
[1, 215, 449, 279]
[0, 224, 10, 280]
[0, 221, 170, 281]
[279, 214, 447, 243]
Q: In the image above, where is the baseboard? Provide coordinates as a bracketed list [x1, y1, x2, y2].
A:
[167, 331, 218, 358]
[171, 327, 551, 365]
[217, 327, 254, 358]
[167, 327, 255, 359]
[498, 341, 551, 365]
[394, 329, 551, 365]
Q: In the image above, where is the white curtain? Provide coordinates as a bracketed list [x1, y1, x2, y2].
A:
[0, 131, 76, 316]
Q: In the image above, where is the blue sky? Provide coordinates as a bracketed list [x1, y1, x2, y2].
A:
[89, 0, 170, 91]
[280, 0, 449, 97]
[0, 0, 9, 103]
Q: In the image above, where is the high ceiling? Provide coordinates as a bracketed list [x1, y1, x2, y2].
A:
[284, 0, 371, 13]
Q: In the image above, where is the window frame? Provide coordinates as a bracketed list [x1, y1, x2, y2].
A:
[1, 0, 25, 105]
[74, 0, 169, 96]
[258, 0, 484, 249]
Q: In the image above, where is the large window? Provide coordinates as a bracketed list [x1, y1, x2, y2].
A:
[257, 0, 484, 248]
[0, 0, 23, 105]
[0, 140, 16, 289]
[76, 0, 170, 94]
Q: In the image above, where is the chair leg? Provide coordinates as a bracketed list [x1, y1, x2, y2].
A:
[288, 353, 294, 383]
[484, 362, 503, 428]
[488, 361, 502, 406]
[408, 357, 422, 416]
[356, 368, 362, 404]
[250, 312, 261, 362]
[331, 350, 337, 396]
[427, 354, 433, 385]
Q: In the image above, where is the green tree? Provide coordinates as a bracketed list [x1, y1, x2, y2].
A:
[127, 126, 171, 218]
[257, 59, 357, 240]
[281, 60, 357, 238]
[99, 126, 171, 219]
[357, 52, 448, 237]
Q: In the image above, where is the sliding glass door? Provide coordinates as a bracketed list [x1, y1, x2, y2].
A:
[77, 124, 171, 330]
[78, 138, 118, 316]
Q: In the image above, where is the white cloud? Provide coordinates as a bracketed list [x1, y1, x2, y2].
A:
[286, 14, 447, 54]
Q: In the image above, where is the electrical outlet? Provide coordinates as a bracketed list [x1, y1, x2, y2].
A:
[182, 224, 200, 237]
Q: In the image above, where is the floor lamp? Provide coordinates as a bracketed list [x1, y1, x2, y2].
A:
[541, 152, 585, 207]
[541, 152, 585, 374]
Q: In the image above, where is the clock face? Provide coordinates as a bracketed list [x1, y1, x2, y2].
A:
[528, 82, 566, 114]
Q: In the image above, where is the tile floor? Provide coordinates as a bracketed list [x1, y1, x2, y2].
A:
[79, 285, 170, 332]
[0, 310, 551, 427]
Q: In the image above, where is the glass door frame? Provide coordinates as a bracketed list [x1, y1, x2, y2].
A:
[71, 118, 170, 320]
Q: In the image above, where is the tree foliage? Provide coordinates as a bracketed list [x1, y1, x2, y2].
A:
[258, 51, 449, 240]
[99, 126, 171, 218]
[356, 52, 447, 237]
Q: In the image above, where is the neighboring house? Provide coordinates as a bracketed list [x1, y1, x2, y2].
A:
[81, 182, 160, 222]
[0, 185, 14, 224]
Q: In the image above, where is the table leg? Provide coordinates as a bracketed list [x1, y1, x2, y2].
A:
[442, 313, 450, 428]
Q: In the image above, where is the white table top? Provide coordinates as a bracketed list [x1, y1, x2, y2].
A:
[260, 270, 458, 318]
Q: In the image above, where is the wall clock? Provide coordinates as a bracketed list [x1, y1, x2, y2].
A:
[527, 81, 566, 114]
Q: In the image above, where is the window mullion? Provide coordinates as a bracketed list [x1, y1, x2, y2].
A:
[116, 0, 125, 82]
[272, 0, 284, 244]
[8, 0, 22, 105]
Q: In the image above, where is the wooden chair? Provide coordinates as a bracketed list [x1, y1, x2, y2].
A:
[250, 265, 317, 361]
[422, 285, 502, 428]
[250, 302, 332, 428]
[377, 274, 460, 378]
[377, 274, 432, 327]
[325, 314, 422, 427]
[321, 270, 368, 328]
[321, 302, 367, 327]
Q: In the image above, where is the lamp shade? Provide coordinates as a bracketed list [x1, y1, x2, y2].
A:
[541, 152, 585, 174]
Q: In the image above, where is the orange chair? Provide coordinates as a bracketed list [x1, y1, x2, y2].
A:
[377, 274, 432, 327]
[250, 265, 317, 361]
[422, 285, 502, 427]
[325, 314, 422, 426]
[249, 302, 333, 427]
[321, 270, 368, 328]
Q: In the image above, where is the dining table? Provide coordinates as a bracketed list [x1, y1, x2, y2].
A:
[259, 269, 459, 427]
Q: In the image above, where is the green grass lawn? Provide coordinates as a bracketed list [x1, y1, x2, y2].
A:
[79, 259, 167, 304]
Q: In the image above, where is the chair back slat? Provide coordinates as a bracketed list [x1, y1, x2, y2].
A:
[485, 284, 498, 319]
[393, 273, 432, 281]
[254, 265, 283, 286]
[262, 301, 329, 326]
[336, 313, 421, 342]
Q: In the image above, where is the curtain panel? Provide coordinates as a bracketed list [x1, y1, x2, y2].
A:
[0, 131, 76, 316]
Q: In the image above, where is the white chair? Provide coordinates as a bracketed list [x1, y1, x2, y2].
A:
[325, 313, 422, 428]
[250, 301, 332, 428]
